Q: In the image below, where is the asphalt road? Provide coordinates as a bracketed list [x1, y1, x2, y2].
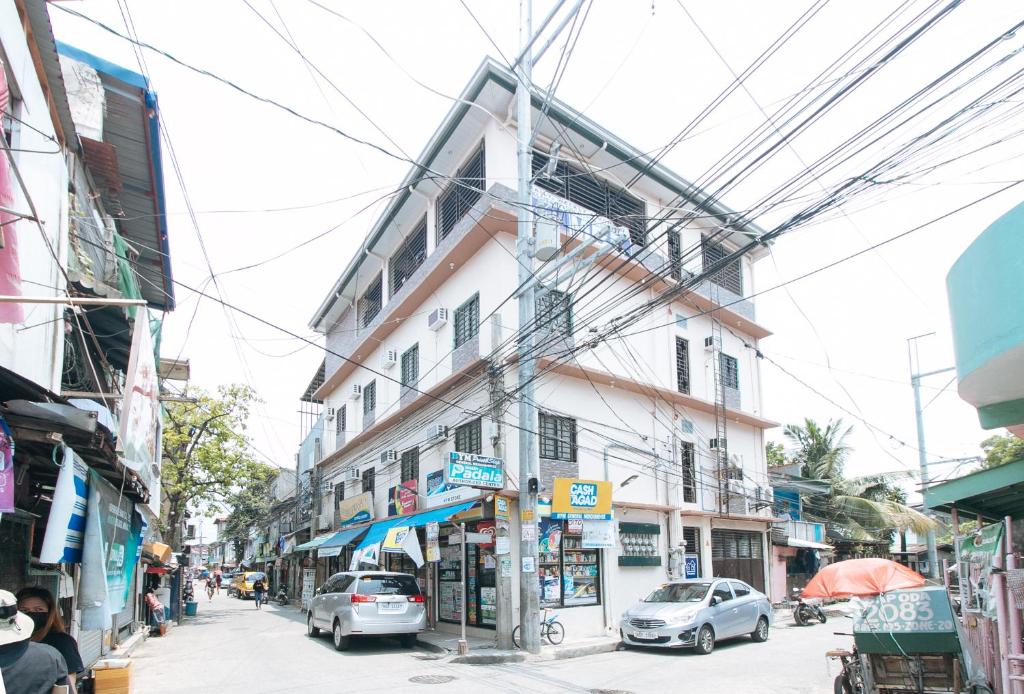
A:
[130, 586, 850, 693]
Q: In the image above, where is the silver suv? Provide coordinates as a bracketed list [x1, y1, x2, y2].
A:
[306, 571, 426, 651]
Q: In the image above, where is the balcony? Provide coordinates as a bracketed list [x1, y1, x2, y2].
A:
[775, 519, 827, 546]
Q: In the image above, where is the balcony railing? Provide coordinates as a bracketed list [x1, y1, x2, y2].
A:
[777, 519, 825, 543]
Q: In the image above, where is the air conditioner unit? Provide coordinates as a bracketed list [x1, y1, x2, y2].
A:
[346, 468, 361, 482]
[427, 423, 447, 440]
[324, 406, 336, 422]
[428, 307, 449, 331]
[704, 336, 716, 352]
[380, 450, 398, 464]
[381, 350, 398, 369]
[349, 384, 362, 400]
[709, 437, 727, 451]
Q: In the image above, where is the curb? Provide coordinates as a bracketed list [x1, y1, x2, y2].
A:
[449, 639, 620, 665]
[110, 628, 148, 658]
[415, 639, 448, 655]
[450, 652, 528, 665]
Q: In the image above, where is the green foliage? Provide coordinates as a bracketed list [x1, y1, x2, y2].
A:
[160, 384, 274, 548]
[980, 432, 1024, 469]
[224, 478, 273, 563]
[766, 441, 787, 467]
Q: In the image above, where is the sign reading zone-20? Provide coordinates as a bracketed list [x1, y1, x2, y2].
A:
[445, 452, 505, 490]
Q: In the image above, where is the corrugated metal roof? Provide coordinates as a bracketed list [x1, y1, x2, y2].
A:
[21, 0, 78, 148]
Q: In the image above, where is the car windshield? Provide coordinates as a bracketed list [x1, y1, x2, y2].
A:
[644, 583, 711, 603]
[356, 575, 420, 596]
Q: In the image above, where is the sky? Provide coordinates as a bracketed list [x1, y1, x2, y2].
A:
[48, 0, 1024, 509]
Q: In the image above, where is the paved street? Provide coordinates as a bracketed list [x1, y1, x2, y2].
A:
[132, 589, 850, 693]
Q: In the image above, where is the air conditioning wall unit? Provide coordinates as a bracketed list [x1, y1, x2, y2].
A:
[346, 468, 361, 482]
[427, 423, 447, 440]
[349, 384, 362, 400]
[380, 450, 398, 464]
[428, 307, 449, 331]
[704, 336, 716, 352]
[381, 350, 398, 369]
[324, 406, 336, 421]
[709, 437, 727, 451]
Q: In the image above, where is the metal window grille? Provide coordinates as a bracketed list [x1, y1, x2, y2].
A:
[334, 481, 345, 503]
[675, 337, 690, 394]
[358, 274, 383, 328]
[539, 413, 577, 462]
[681, 441, 696, 503]
[437, 142, 486, 241]
[720, 354, 739, 389]
[401, 344, 419, 387]
[335, 405, 346, 437]
[363, 380, 376, 416]
[362, 468, 375, 494]
[532, 151, 647, 247]
[701, 236, 743, 295]
[453, 294, 479, 348]
[668, 230, 682, 281]
[535, 288, 572, 337]
[683, 526, 701, 569]
[454, 418, 482, 455]
[390, 219, 427, 295]
[401, 448, 419, 484]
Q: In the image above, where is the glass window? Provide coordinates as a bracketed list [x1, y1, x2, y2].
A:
[454, 294, 480, 348]
[390, 219, 427, 295]
[681, 442, 696, 503]
[335, 405, 346, 438]
[401, 344, 419, 387]
[536, 288, 572, 337]
[538, 519, 600, 608]
[359, 274, 383, 327]
[362, 468, 375, 494]
[337, 575, 356, 593]
[730, 581, 751, 597]
[645, 582, 710, 603]
[712, 583, 734, 603]
[355, 575, 420, 596]
[701, 236, 743, 295]
[539, 413, 576, 462]
[720, 354, 739, 389]
[437, 142, 486, 242]
[675, 337, 690, 394]
[401, 448, 419, 484]
[363, 381, 376, 415]
[454, 418, 482, 455]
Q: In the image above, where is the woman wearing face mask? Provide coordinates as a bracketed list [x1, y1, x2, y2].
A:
[16, 587, 84, 689]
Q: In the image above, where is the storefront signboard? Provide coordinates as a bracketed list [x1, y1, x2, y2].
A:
[581, 519, 615, 549]
[387, 480, 418, 516]
[338, 491, 374, 526]
[551, 478, 613, 520]
[382, 526, 424, 567]
[495, 496, 510, 520]
[301, 568, 316, 609]
[444, 452, 504, 490]
[684, 553, 700, 579]
[425, 521, 440, 562]
[424, 483, 479, 509]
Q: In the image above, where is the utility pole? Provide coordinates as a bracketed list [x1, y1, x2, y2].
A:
[907, 333, 955, 581]
[489, 363, 514, 650]
[515, 0, 541, 655]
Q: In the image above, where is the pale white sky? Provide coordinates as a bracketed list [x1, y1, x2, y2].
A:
[49, 1, 1024, 503]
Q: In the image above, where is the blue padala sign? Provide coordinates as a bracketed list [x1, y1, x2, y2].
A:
[445, 452, 504, 490]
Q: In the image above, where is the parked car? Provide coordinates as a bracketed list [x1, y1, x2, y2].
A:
[234, 571, 267, 600]
[306, 571, 426, 651]
[620, 578, 772, 654]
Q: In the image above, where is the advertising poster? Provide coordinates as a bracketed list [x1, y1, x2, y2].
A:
[961, 523, 1004, 617]
[338, 491, 374, 526]
[495, 496, 510, 520]
[301, 568, 316, 610]
[581, 519, 616, 549]
[425, 521, 441, 562]
[475, 520, 496, 548]
[426, 469, 448, 496]
[684, 553, 700, 579]
[0, 415, 15, 513]
[40, 446, 89, 563]
[551, 478, 613, 520]
[387, 480, 418, 516]
[117, 309, 161, 495]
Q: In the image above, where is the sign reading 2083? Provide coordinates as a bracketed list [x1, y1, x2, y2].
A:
[445, 452, 504, 490]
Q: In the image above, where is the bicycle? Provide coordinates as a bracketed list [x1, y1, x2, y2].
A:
[511, 609, 565, 648]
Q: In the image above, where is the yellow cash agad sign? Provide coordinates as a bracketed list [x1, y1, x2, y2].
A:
[551, 478, 613, 519]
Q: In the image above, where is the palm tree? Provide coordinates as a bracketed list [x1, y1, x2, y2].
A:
[783, 418, 935, 540]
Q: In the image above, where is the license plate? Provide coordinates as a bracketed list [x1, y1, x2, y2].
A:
[634, 631, 657, 640]
[378, 602, 403, 611]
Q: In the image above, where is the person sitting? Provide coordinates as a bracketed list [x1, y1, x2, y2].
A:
[0, 589, 69, 694]
[15, 586, 82, 690]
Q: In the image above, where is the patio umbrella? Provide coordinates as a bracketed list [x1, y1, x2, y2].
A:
[802, 558, 925, 598]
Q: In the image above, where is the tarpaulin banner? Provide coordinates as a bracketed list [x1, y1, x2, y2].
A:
[0, 60, 25, 325]
[118, 308, 161, 496]
[40, 446, 89, 563]
[0, 414, 15, 513]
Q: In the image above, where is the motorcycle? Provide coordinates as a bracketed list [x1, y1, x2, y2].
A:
[275, 587, 289, 606]
[792, 587, 827, 626]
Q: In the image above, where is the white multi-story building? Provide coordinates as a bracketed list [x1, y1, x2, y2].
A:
[302, 59, 778, 639]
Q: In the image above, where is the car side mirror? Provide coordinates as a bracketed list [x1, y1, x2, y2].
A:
[711, 595, 723, 606]
[314, 587, 321, 596]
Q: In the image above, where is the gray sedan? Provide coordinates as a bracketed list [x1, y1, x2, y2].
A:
[620, 578, 772, 654]
[306, 571, 426, 651]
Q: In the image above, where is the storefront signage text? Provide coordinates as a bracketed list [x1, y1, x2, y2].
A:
[551, 478, 613, 519]
[445, 452, 504, 490]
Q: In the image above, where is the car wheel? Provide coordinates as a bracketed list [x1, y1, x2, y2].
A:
[817, 609, 828, 624]
[400, 634, 416, 648]
[332, 620, 350, 651]
[307, 613, 320, 637]
[695, 625, 715, 655]
[751, 617, 769, 642]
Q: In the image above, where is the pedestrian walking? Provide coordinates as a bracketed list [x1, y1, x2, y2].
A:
[205, 577, 215, 601]
[16, 587, 84, 690]
[0, 589, 70, 694]
[252, 577, 266, 610]
[214, 571, 222, 595]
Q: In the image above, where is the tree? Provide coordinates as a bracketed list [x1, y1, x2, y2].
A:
[784, 417, 935, 540]
[980, 432, 1024, 469]
[224, 478, 273, 563]
[160, 384, 274, 549]
[766, 441, 787, 467]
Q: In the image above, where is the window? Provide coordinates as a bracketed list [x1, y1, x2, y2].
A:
[401, 344, 419, 387]
[683, 527, 701, 574]
[362, 468, 375, 494]
[335, 405, 346, 438]
[730, 581, 751, 597]
[453, 294, 479, 348]
[363, 380, 376, 415]
[712, 583, 734, 603]
[390, 219, 427, 295]
[359, 274, 383, 328]
[536, 289, 572, 337]
[675, 337, 690, 394]
[720, 354, 739, 389]
[538, 518, 600, 607]
[356, 574, 421, 596]
[437, 142, 485, 241]
[454, 418, 482, 455]
[401, 448, 419, 484]
[701, 236, 743, 295]
[539, 413, 577, 462]
[334, 481, 345, 503]
[681, 441, 696, 503]
[533, 151, 647, 247]
[668, 230, 682, 281]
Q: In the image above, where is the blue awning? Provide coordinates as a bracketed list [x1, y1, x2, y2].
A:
[355, 501, 479, 551]
[319, 526, 367, 550]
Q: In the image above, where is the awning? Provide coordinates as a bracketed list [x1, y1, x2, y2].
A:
[787, 537, 833, 551]
[294, 533, 335, 552]
[355, 501, 478, 551]
[317, 526, 368, 558]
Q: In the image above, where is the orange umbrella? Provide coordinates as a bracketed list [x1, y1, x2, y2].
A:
[802, 558, 926, 598]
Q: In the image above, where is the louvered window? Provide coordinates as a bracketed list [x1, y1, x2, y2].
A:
[401, 448, 419, 484]
[533, 152, 647, 247]
[454, 418, 482, 455]
[539, 413, 577, 462]
[362, 468, 375, 494]
[720, 354, 739, 389]
[668, 230, 682, 281]
[437, 142, 486, 241]
[536, 289, 572, 337]
[701, 236, 743, 295]
[675, 337, 690, 394]
[335, 405, 346, 437]
[681, 441, 696, 503]
[401, 344, 419, 387]
[390, 218, 427, 295]
[334, 481, 346, 503]
[683, 527, 701, 571]
[363, 380, 376, 415]
[359, 274, 383, 327]
[453, 294, 479, 348]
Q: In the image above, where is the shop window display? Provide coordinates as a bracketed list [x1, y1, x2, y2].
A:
[538, 518, 600, 607]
